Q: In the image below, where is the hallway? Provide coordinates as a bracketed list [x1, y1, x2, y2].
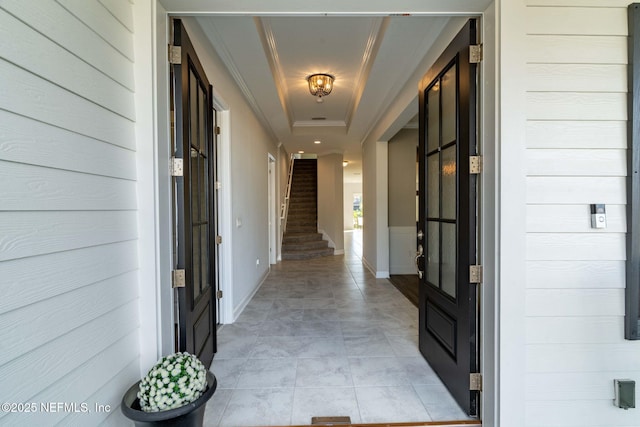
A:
[204, 230, 469, 426]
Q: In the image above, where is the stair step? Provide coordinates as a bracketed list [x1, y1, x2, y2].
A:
[289, 196, 317, 201]
[283, 232, 323, 243]
[282, 246, 334, 260]
[287, 220, 318, 231]
[282, 239, 329, 251]
[285, 159, 319, 242]
[290, 196, 315, 200]
[287, 213, 315, 218]
[287, 213, 316, 219]
[286, 226, 318, 233]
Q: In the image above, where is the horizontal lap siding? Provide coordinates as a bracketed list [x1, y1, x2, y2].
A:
[524, 3, 640, 425]
[0, 1, 139, 426]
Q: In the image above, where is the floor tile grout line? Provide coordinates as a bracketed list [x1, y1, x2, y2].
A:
[210, 230, 466, 425]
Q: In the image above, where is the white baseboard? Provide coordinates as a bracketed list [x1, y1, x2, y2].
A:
[362, 256, 375, 276]
[333, 249, 345, 255]
[362, 256, 390, 278]
[231, 269, 270, 322]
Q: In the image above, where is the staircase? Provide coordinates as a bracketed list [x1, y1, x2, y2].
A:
[282, 159, 334, 260]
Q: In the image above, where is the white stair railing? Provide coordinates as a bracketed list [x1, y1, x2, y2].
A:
[280, 153, 295, 238]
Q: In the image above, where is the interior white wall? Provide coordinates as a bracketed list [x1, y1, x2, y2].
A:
[362, 140, 389, 278]
[317, 153, 345, 253]
[180, 18, 280, 320]
[388, 129, 418, 274]
[343, 182, 362, 230]
[362, 140, 377, 274]
[388, 129, 418, 227]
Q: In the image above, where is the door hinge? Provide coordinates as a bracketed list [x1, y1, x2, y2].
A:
[470, 44, 482, 63]
[470, 265, 483, 284]
[215, 181, 222, 190]
[215, 126, 221, 135]
[172, 269, 186, 288]
[470, 156, 482, 174]
[470, 373, 482, 391]
[216, 290, 223, 299]
[170, 157, 184, 177]
[215, 235, 222, 245]
[169, 45, 181, 64]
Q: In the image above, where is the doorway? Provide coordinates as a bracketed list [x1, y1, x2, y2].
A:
[269, 154, 277, 265]
[154, 3, 496, 424]
[171, 19, 217, 368]
[417, 19, 480, 416]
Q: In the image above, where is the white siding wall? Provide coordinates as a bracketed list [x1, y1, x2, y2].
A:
[524, 1, 640, 425]
[0, 1, 139, 425]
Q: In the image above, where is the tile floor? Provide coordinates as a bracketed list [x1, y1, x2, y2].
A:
[204, 230, 469, 426]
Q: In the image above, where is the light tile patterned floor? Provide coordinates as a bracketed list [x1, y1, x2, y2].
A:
[204, 230, 469, 426]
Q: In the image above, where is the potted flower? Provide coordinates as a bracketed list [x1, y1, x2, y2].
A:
[121, 352, 217, 427]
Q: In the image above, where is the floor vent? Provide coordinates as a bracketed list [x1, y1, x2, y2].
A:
[311, 416, 352, 425]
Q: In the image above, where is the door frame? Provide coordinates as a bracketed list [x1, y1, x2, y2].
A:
[268, 154, 277, 265]
[132, 1, 517, 424]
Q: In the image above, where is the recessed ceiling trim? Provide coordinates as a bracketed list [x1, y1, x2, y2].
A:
[196, 18, 277, 140]
[344, 17, 389, 130]
[255, 17, 295, 130]
[293, 120, 347, 128]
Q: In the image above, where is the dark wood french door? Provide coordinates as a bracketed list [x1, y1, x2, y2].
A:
[417, 19, 479, 416]
[172, 19, 216, 368]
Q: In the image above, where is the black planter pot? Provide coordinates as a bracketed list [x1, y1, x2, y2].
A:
[121, 371, 217, 427]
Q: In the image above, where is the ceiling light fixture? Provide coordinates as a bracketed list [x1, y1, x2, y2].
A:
[343, 161, 349, 167]
[314, 140, 322, 144]
[307, 73, 334, 103]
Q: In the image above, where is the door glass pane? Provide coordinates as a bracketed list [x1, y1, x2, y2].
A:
[201, 224, 210, 294]
[427, 153, 439, 218]
[441, 222, 456, 298]
[193, 224, 201, 300]
[441, 145, 457, 220]
[427, 84, 440, 153]
[427, 221, 439, 287]
[190, 70, 198, 150]
[199, 85, 207, 155]
[199, 155, 208, 221]
[441, 64, 457, 145]
[190, 148, 199, 223]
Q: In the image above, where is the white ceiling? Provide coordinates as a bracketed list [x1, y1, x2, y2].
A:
[194, 15, 451, 182]
[159, 0, 492, 182]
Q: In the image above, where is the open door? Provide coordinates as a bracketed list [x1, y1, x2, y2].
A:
[171, 19, 217, 368]
[417, 19, 479, 416]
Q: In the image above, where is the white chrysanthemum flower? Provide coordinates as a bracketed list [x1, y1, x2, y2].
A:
[138, 352, 208, 412]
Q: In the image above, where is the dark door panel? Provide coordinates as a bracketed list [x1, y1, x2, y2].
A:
[172, 19, 216, 368]
[417, 19, 479, 416]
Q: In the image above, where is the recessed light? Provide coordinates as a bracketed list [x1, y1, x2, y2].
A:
[298, 150, 305, 154]
[314, 140, 322, 144]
